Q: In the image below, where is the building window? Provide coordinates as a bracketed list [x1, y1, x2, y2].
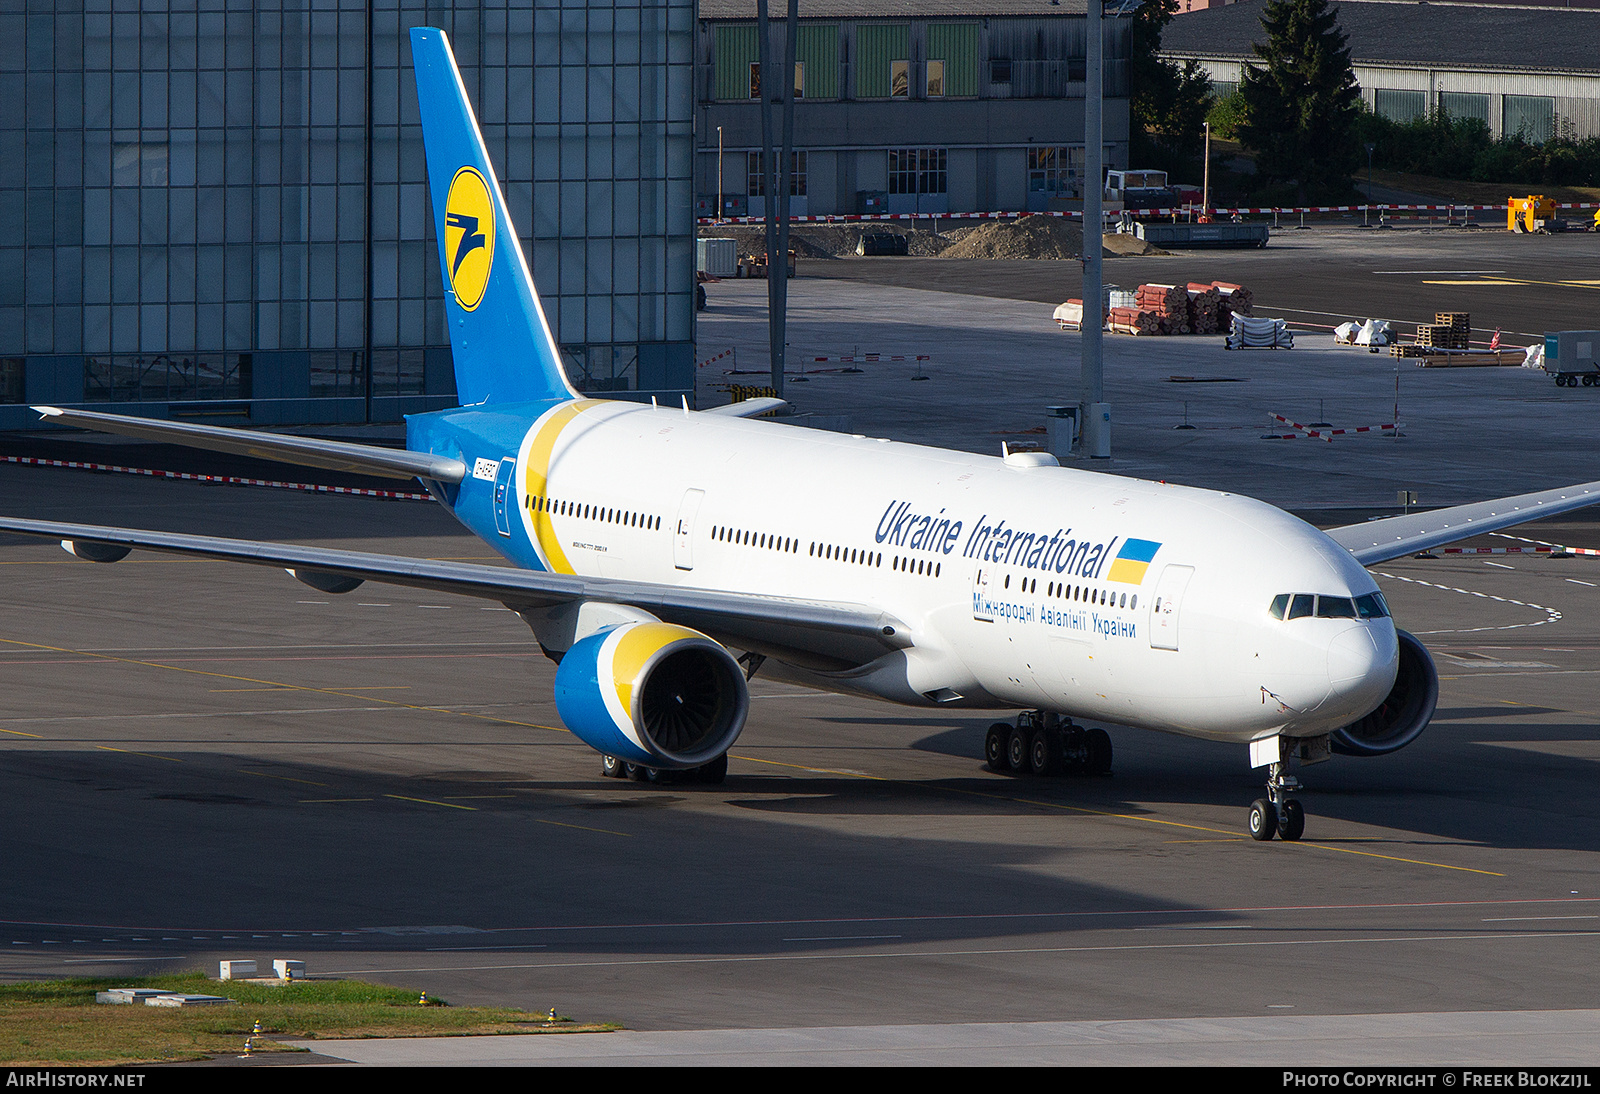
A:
[1374, 89, 1426, 124]
[1028, 147, 1082, 196]
[748, 62, 804, 101]
[1438, 91, 1490, 125]
[891, 60, 910, 99]
[112, 142, 169, 187]
[888, 149, 946, 195]
[989, 58, 1012, 84]
[926, 60, 945, 98]
[1503, 95, 1554, 143]
[0, 358, 22, 404]
[746, 151, 808, 197]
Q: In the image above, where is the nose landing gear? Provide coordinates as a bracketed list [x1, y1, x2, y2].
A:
[1246, 736, 1326, 840]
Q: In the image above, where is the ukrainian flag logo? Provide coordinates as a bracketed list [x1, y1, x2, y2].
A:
[1107, 538, 1162, 584]
[443, 166, 495, 311]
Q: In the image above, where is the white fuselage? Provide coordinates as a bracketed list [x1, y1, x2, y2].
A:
[505, 399, 1398, 746]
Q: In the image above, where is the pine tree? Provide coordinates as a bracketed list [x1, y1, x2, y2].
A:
[1237, 0, 1362, 202]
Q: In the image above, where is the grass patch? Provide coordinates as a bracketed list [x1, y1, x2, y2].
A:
[0, 973, 616, 1065]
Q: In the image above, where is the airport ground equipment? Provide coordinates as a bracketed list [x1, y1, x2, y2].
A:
[1543, 330, 1600, 387]
[1131, 221, 1269, 249]
[696, 238, 737, 277]
[1508, 195, 1563, 233]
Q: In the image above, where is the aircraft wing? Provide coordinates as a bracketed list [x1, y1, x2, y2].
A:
[0, 516, 909, 670]
[1327, 478, 1600, 565]
[30, 406, 466, 484]
[701, 398, 789, 418]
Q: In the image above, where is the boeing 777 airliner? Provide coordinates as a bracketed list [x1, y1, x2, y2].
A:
[5, 29, 1600, 842]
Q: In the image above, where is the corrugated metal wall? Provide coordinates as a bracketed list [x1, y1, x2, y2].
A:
[855, 23, 910, 99]
[714, 24, 758, 101]
[927, 23, 979, 98]
[797, 23, 839, 100]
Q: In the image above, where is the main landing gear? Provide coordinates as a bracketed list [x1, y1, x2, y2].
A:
[984, 710, 1112, 778]
[600, 752, 728, 785]
[1248, 757, 1308, 842]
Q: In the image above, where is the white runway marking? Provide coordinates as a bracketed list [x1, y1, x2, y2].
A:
[1375, 571, 1562, 634]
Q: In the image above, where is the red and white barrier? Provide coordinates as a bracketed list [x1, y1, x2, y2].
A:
[697, 347, 735, 369]
[697, 201, 1599, 227]
[1434, 545, 1600, 557]
[2, 455, 433, 501]
[805, 354, 931, 363]
[1266, 414, 1403, 441]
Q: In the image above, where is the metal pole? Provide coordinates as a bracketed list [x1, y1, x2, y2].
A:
[717, 125, 723, 223]
[1082, 0, 1109, 458]
[771, 0, 798, 399]
[757, 0, 778, 386]
[1201, 120, 1210, 218]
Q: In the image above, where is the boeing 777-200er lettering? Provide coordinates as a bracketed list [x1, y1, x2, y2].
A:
[6, 29, 1600, 841]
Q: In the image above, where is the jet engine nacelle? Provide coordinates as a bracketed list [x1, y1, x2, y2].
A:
[553, 621, 748, 769]
[1331, 628, 1438, 756]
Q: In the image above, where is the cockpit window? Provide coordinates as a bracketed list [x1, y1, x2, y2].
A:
[1316, 596, 1357, 619]
[1274, 591, 1392, 621]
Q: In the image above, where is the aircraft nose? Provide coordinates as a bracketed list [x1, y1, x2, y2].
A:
[1328, 626, 1383, 686]
[1327, 624, 1399, 711]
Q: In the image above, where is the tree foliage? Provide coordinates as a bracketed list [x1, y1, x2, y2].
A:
[1129, 0, 1213, 180]
[1237, 0, 1361, 201]
[1356, 107, 1600, 187]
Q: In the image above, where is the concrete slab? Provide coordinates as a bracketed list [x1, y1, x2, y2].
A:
[293, 1009, 1600, 1066]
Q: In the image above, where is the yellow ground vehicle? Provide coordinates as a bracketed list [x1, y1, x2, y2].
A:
[1508, 195, 1557, 233]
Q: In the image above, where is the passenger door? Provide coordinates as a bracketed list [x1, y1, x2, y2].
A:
[1149, 564, 1194, 651]
[673, 488, 705, 571]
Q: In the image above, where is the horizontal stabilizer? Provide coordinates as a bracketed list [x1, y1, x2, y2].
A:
[33, 407, 466, 484]
[1328, 478, 1600, 565]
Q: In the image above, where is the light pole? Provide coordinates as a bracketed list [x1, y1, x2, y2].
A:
[717, 125, 724, 223]
[1201, 120, 1211, 221]
[1364, 142, 1375, 226]
[1081, 0, 1109, 459]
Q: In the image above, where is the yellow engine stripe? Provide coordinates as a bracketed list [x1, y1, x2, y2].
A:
[611, 622, 699, 722]
[522, 400, 604, 575]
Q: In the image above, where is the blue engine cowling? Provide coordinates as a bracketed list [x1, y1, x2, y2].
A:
[1331, 629, 1438, 756]
[553, 621, 749, 769]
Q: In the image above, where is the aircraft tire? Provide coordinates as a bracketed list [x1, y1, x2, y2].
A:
[985, 724, 1009, 771]
[1278, 799, 1305, 841]
[1007, 728, 1030, 772]
[1029, 729, 1062, 776]
[1086, 728, 1113, 775]
[643, 766, 669, 785]
[601, 754, 626, 778]
[696, 753, 728, 784]
[1248, 798, 1278, 841]
[624, 762, 647, 782]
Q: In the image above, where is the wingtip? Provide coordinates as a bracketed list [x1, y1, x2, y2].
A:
[32, 406, 63, 417]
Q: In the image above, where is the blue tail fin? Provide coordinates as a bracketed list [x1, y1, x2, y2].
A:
[410, 27, 576, 407]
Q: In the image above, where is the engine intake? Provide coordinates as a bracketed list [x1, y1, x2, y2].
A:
[553, 621, 748, 769]
[1332, 628, 1438, 756]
